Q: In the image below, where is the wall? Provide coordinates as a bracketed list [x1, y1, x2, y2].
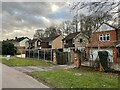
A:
[93, 30, 117, 43]
[52, 36, 63, 49]
[20, 38, 29, 46]
[74, 34, 88, 49]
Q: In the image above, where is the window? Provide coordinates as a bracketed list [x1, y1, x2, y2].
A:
[99, 34, 103, 41]
[64, 41, 66, 44]
[103, 35, 106, 40]
[38, 42, 41, 45]
[106, 34, 110, 41]
[80, 38, 83, 43]
[99, 33, 110, 41]
[49, 41, 52, 45]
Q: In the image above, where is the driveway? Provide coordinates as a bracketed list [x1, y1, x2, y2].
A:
[13, 65, 75, 73]
[2, 64, 49, 88]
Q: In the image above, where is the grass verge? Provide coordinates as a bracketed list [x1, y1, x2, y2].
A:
[29, 68, 119, 88]
[2, 57, 53, 67]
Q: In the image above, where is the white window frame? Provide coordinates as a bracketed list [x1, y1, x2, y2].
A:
[99, 34, 103, 41]
[105, 33, 110, 41]
[49, 41, 52, 45]
[99, 33, 110, 41]
[38, 42, 41, 46]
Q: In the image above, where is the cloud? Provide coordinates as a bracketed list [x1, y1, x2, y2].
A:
[2, 2, 73, 40]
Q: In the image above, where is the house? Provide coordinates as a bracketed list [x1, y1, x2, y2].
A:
[25, 35, 63, 62]
[34, 35, 63, 50]
[5, 37, 29, 54]
[26, 39, 37, 49]
[63, 32, 88, 64]
[86, 23, 120, 65]
[63, 32, 88, 51]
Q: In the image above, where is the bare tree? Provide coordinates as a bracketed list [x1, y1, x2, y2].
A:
[44, 26, 61, 37]
[33, 29, 44, 39]
[59, 20, 74, 36]
[71, 1, 120, 29]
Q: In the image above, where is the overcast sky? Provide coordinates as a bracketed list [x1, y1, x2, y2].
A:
[2, 2, 75, 40]
[1, 0, 118, 41]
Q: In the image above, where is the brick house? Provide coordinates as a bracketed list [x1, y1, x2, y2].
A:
[86, 23, 120, 65]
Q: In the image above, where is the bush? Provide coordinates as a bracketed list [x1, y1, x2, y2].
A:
[98, 51, 111, 72]
[2, 41, 17, 55]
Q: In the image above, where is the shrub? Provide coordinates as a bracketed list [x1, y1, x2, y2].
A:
[2, 41, 17, 55]
[98, 51, 111, 72]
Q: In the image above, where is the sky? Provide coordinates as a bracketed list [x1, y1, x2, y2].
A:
[1, 0, 119, 41]
[1, 2, 75, 41]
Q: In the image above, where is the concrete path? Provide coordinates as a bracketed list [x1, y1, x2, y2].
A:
[2, 64, 49, 88]
[13, 65, 75, 73]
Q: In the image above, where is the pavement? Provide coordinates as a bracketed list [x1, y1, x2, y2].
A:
[2, 64, 49, 88]
[13, 64, 75, 73]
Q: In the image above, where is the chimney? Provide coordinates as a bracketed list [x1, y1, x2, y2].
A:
[15, 37, 17, 40]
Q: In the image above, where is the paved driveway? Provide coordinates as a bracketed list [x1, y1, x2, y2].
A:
[2, 64, 49, 88]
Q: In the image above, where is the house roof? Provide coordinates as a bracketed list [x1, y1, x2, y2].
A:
[16, 37, 28, 42]
[40, 35, 60, 42]
[104, 23, 119, 30]
[4, 37, 29, 42]
[63, 32, 80, 41]
[28, 39, 37, 43]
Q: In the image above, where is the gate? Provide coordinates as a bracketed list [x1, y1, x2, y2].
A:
[56, 49, 68, 65]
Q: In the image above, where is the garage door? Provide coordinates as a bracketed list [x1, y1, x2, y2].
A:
[90, 49, 113, 62]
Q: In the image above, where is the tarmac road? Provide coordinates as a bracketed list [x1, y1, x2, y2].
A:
[2, 64, 49, 88]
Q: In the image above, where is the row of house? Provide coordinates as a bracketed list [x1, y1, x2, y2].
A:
[25, 23, 120, 65]
[3, 23, 120, 67]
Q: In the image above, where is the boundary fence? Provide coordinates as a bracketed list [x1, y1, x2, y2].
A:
[25, 49, 53, 61]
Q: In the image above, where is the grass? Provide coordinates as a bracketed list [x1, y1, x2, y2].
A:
[29, 68, 119, 88]
[2, 57, 53, 67]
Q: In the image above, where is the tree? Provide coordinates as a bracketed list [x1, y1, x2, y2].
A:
[79, 12, 112, 42]
[44, 26, 61, 37]
[2, 41, 17, 55]
[59, 20, 75, 36]
[72, 14, 79, 32]
[71, 1, 120, 29]
[33, 29, 44, 39]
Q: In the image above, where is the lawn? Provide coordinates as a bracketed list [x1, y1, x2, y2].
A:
[2, 57, 53, 67]
[29, 69, 119, 88]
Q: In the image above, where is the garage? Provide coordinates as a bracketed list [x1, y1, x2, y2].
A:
[89, 49, 113, 62]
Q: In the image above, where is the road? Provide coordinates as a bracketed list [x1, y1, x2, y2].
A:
[2, 64, 49, 88]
